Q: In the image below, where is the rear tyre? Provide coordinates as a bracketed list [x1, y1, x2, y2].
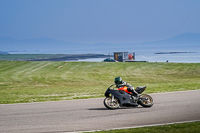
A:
[104, 97, 120, 109]
[138, 94, 153, 107]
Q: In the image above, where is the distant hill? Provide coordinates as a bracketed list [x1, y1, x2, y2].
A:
[0, 33, 199, 54]
[138, 33, 200, 52]
[0, 37, 83, 50]
[90, 33, 200, 53]
[0, 51, 9, 54]
[142, 33, 200, 46]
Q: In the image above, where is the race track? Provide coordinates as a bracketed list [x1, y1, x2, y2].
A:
[0, 90, 200, 133]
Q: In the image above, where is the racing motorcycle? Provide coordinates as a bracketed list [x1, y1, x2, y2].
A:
[104, 84, 153, 109]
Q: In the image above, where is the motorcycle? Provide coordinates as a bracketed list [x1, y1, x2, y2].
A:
[104, 84, 153, 109]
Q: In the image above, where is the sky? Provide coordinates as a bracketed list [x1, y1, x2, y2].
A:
[0, 0, 200, 43]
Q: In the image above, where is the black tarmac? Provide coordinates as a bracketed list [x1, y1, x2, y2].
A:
[0, 90, 200, 133]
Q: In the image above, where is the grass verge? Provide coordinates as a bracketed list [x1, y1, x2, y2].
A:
[85, 121, 200, 133]
[0, 61, 200, 104]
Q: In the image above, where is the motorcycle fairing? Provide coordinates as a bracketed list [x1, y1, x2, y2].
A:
[105, 88, 137, 106]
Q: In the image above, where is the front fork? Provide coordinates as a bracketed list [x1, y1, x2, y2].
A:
[111, 95, 115, 102]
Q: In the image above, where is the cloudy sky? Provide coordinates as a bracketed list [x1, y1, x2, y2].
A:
[0, 0, 200, 43]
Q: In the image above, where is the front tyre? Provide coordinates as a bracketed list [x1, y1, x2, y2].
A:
[138, 94, 153, 107]
[104, 97, 120, 109]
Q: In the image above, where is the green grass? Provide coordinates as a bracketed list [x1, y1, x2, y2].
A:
[0, 61, 200, 104]
[86, 121, 200, 133]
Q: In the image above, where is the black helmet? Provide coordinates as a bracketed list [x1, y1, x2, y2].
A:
[115, 77, 122, 84]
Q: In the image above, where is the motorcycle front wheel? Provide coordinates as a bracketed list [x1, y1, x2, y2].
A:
[138, 94, 153, 107]
[104, 97, 120, 109]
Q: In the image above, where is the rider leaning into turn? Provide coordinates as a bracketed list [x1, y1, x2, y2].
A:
[114, 77, 138, 97]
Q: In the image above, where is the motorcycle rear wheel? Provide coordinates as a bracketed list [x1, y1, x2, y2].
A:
[138, 94, 153, 107]
[104, 97, 120, 109]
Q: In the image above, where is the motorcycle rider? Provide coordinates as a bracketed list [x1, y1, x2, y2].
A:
[114, 77, 138, 97]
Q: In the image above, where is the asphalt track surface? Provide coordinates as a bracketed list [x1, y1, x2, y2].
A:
[0, 90, 200, 133]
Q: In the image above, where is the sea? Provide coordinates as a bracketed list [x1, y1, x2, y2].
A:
[134, 52, 200, 63]
[8, 46, 200, 63]
[70, 52, 199, 63]
[65, 45, 200, 63]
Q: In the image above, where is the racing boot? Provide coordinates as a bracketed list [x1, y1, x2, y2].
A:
[128, 87, 139, 102]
